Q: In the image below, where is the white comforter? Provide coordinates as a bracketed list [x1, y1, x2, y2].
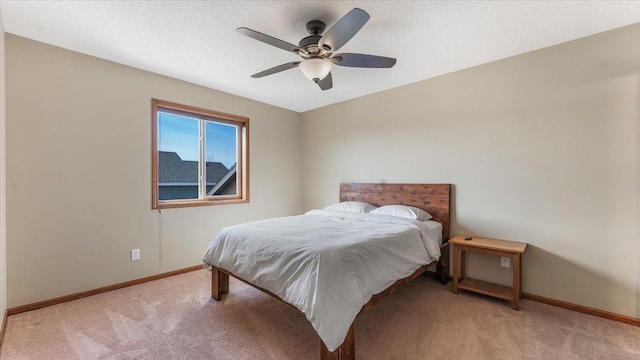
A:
[202, 210, 441, 352]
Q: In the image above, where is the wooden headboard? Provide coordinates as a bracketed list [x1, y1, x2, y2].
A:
[339, 183, 451, 242]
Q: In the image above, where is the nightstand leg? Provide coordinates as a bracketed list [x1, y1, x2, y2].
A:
[453, 245, 459, 294]
[512, 254, 520, 310]
[519, 254, 523, 299]
[460, 249, 466, 280]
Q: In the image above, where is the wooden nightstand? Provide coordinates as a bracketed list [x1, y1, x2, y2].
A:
[450, 235, 527, 310]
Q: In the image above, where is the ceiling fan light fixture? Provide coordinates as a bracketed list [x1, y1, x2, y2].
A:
[299, 58, 332, 82]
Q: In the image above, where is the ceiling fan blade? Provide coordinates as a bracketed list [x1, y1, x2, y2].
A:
[318, 8, 369, 53]
[237, 27, 300, 53]
[251, 62, 301, 78]
[333, 53, 396, 68]
[317, 72, 333, 91]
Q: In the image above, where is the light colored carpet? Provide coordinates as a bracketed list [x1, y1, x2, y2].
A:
[1, 270, 639, 359]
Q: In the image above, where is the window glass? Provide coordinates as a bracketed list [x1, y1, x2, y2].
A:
[205, 121, 238, 196]
[157, 112, 199, 201]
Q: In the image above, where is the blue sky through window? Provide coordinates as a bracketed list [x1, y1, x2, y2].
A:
[206, 121, 237, 168]
[158, 112, 237, 168]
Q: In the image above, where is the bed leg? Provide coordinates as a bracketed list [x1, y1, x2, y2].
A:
[211, 266, 229, 301]
[320, 323, 355, 360]
[436, 243, 450, 285]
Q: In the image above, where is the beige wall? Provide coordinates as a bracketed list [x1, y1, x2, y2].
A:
[637, 68, 640, 318]
[5, 35, 301, 308]
[302, 24, 640, 317]
[0, 10, 7, 325]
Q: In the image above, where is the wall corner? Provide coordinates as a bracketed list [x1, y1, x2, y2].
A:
[0, 6, 7, 335]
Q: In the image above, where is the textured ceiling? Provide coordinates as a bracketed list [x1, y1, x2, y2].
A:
[2, 1, 639, 112]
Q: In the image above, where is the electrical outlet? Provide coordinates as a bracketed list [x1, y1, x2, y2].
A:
[500, 256, 510, 268]
[131, 249, 141, 261]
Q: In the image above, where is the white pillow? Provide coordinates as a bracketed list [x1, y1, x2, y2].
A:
[324, 201, 377, 213]
[371, 205, 433, 221]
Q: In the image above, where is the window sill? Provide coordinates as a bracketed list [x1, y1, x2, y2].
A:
[153, 198, 249, 210]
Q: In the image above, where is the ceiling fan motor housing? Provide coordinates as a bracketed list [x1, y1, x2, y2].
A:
[299, 20, 328, 55]
[298, 35, 322, 49]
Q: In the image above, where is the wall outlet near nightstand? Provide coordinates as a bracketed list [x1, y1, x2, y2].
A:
[131, 249, 141, 261]
[500, 256, 510, 268]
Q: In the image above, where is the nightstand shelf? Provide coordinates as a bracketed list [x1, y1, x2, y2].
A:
[457, 278, 513, 301]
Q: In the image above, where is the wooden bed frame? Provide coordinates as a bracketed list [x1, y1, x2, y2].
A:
[211, 183, 451, 360]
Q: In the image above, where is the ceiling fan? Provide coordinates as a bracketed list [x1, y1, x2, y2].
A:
[237, 8, 396, 91]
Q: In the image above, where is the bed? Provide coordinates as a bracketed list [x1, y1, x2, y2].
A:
[203, 183, 450, 360]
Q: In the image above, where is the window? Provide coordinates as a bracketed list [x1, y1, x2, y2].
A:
[152, 99, 249, 209]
